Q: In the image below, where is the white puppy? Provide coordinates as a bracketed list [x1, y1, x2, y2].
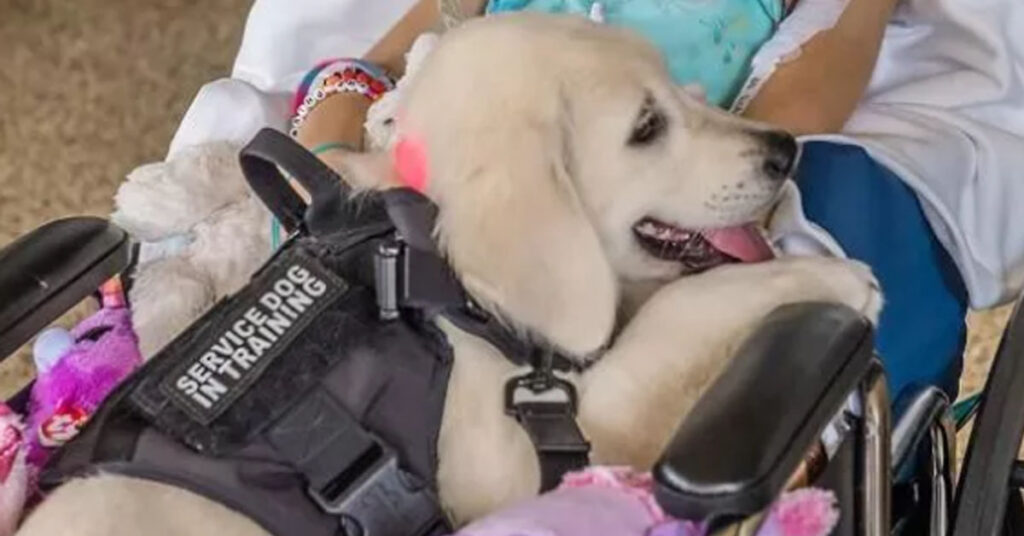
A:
[19, 13, 880, 535]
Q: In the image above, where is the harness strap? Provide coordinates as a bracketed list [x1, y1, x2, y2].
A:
[512, 402, 591, 491]
[370, 228, 581, 372]
[504, 360, 591, 491]
[243, 129, 591, 498]
[370, 198, 593, 488]
[240, 128, 353, 237]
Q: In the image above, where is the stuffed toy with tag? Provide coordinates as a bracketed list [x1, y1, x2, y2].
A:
[0, 280, 142, 534]
[25, 279, 142, 472]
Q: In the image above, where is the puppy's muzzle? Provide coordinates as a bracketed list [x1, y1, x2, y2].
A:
[756, 130, 799, 181]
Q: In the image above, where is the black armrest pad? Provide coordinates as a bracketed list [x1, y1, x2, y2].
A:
[654, 302, 873, 521]
[0, 217, 129, 359]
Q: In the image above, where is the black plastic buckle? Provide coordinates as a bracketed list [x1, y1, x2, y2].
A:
[308, 445, 450, 536]
[268, 388, 449, 536]
[504, 368, 579, 417]
[374, 238, 403, 321]
[374, 234, 470, 322]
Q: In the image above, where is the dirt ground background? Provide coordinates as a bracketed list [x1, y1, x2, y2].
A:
[0, 0, 1014, 458]
[0, 0, 251, 391]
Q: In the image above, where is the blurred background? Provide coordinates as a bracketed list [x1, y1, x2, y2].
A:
[0, 0, 1012, 450]
[0, 0, 250, 393]
[0, 0, 249, 245]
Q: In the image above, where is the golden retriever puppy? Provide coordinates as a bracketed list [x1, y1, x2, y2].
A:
[18, 13, 880, 535]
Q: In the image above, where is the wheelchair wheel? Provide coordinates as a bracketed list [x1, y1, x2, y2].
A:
[1003, 490, 1024, 535]
[953, 293, 1024, 536]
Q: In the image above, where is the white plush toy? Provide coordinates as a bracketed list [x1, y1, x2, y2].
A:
[112, 33, 443, 359]
[112, 142, 272, 358]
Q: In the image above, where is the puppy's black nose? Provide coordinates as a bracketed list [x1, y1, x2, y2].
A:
[758, 130, 799, 181]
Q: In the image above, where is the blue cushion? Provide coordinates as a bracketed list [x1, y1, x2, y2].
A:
[795, 141, 968, 401]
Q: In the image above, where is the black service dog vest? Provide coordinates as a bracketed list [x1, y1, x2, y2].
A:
[42, 129, 591, 536]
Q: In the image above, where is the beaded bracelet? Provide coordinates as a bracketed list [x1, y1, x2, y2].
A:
[291, 58, 392, 115]
[290, 59, 395, 137]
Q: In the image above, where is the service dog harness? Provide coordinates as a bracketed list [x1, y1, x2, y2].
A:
[42, 130, 593, 536]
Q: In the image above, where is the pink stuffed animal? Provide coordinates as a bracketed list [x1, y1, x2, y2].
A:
[453, 466, 839, 536]
[26, 278, 142, 473]
[0, 279, 142, 533]
[0, 406, 27, 536]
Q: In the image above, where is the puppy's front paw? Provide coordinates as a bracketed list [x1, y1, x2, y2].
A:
[837, 260, 883, 324]
[778, 256, 883, 324]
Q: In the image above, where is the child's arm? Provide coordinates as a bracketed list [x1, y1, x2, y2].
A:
[296, 0, 487, 150]
[364, 0, 487, 77]
[742, 0, 900, 135]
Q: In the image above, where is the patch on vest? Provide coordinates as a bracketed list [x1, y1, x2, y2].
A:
[160, 252, 347, 424]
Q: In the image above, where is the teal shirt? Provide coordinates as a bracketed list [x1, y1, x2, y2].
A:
[486, 0, 783, 107]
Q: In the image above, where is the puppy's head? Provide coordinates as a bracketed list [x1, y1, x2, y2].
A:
[336, 13, 796, 357]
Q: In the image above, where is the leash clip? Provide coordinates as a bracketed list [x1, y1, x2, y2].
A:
[504, 349, 579, 415]
[503, 357, 590, 490]
[503, 367, 579, 418]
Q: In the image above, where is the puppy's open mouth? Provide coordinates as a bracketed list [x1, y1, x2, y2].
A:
[632, 217, 774, 274]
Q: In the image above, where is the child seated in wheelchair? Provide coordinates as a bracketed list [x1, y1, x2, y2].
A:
[5, 0, 1024, 533]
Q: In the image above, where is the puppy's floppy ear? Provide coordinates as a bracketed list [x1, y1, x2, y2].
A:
[433, 113, 619, 357]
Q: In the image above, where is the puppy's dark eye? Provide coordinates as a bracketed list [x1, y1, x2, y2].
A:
[628, 99, 667, 146]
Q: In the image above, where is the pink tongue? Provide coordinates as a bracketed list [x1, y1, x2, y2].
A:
[700, 224, 774, 263]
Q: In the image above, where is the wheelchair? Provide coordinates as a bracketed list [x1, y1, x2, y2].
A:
[2, 214, 1024, 536]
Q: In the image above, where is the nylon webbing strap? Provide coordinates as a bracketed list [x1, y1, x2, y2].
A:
[504, 365, 591, 492]
[239, 128, 350, 236]
[513, 402, 591, 491]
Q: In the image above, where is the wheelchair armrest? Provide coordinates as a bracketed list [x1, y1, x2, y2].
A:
[653, 302, 874, 521]
[0, 217, 130, 359]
